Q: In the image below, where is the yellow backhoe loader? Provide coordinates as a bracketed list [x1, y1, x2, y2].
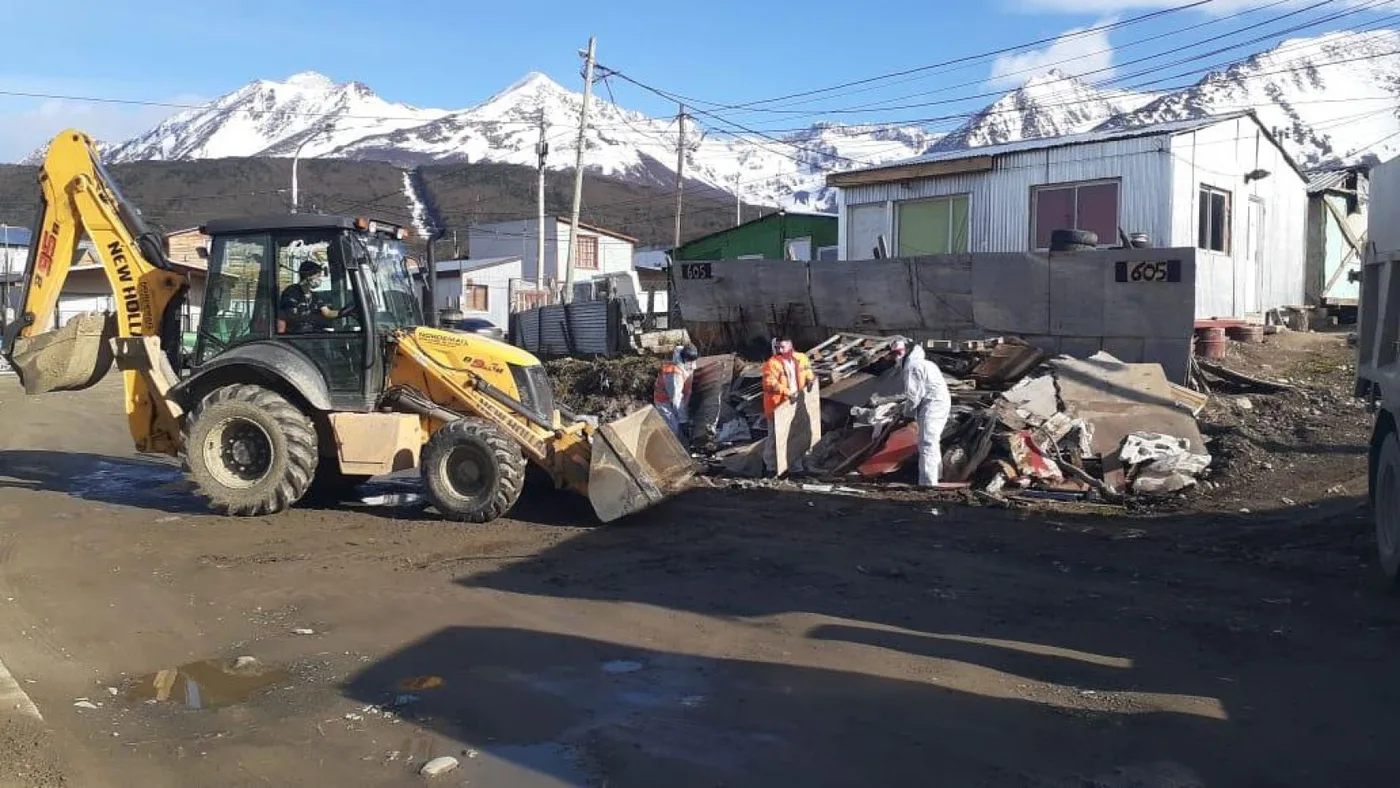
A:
[0, 129, 696, 522]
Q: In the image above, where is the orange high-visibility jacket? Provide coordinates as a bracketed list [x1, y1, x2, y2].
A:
[761, 352, 815, 419]
[653, 361, 692, 405]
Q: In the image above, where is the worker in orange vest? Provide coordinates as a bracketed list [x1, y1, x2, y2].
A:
[761, 336, 816, 475]
[654, 343, 699, 438]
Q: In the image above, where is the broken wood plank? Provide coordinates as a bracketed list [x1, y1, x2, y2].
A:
[1195, 360, 1296, 393]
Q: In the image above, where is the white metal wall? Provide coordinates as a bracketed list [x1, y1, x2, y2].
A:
[435, 259, 524, 331]
[1169, 117, 1307, 317]
[838, 135, 1174, 257]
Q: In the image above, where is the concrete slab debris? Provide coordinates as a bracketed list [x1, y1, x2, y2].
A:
[998, 375, 1059, 426]
[1050, 352, 1206, 458]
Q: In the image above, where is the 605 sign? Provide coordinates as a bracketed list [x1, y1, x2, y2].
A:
[680, 262, 713, 280]
[1114, 259, 1181, 284]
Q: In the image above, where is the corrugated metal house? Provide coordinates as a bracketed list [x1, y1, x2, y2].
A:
[829, 112, 1308, 319]
[1304, 167, 1368, 309]
[671, 211, 839, 262]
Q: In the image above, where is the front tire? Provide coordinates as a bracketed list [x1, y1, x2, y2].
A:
[420, 418, 525, 523]
[183, 384, 318, 516]
[1373, 432, 1400, 585]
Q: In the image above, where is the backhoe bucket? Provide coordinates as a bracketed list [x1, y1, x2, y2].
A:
[6, 312, 116, 394]
[587, 405, 698, 522]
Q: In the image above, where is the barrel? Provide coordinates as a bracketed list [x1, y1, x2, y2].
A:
[1226, 324, 1263, 343]
[1194, 327, 1228, 359]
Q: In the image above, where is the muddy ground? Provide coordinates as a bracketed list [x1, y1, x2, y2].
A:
[1, 331, 1399, 788]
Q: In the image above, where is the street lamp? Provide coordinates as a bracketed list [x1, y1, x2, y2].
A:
[291, 124, 333, 214]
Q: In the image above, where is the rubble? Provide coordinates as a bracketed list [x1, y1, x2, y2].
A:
[681, 334, 1214, 507]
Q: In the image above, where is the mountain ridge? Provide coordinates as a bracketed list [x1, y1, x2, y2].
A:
[21, 29, 1400, 210]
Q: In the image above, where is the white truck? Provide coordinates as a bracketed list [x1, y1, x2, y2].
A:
[1356, 156, 1400, 585]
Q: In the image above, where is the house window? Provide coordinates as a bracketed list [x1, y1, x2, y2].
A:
[1198, 185, 1231, 253]
[846, 203, 886, 260]
[896, 195, 969, 256]
[575, 234, 599, 269]
[785, 236, 812, 261]
[1031, 180, 1119, 249]
[464, 284, 489, 312]
[816, 245, 839, 261]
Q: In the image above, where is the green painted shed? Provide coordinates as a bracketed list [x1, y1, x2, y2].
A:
[671, 211, 838, 262]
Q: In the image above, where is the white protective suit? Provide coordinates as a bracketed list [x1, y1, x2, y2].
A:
[656, 346, 694, 438]
[902, 343, 952, 486]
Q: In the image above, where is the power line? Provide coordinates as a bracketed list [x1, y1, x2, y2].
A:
[662, 0, 1218, 112]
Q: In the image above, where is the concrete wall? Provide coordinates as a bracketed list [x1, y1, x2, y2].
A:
[1168, 117, 1307, 318]
[674, 248, 1198, 383]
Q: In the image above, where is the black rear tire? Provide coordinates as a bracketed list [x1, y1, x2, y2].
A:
[421, 418, 525, 523]
[1049, 228, 1098, 251]
[1373, 432, 1400, 585]
[182, 384, 318, 516]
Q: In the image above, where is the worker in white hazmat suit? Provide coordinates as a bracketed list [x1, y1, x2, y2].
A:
[653, 344, 699, 439]
[889, 337, 952, 487]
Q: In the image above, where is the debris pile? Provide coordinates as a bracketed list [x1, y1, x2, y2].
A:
[692, 333, 1216, 505]
[546, 355, 661, 421]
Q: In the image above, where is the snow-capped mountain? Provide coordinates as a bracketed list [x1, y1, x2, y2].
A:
[102, 72, 449, 162]
[34, 29, 1400, 211]
[40, 70, 937, 212]
[1101, 29, 1400, 168]
[932, 70, 1156, 151]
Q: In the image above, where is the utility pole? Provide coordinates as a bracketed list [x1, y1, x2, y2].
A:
[673, 104, 686, 250]
[733, 175, 741, 227]
[563, 35, 596, 305]
[535, 108, 549, 291]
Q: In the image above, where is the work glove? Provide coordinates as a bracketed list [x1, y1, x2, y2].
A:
[869, 393, 907, 407]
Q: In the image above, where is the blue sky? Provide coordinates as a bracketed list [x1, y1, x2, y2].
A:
[0, 0, 1392, 160]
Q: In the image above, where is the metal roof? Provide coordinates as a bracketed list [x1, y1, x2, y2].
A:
[433, 256, 522, 274]
[201, 214, 404, 235]
[0, 226, 32, 247]
[1305, 168, 1365, 194]
[844, 113, 1260, 173]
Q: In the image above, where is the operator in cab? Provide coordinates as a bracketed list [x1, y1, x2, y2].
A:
[278, 260, 354, 333]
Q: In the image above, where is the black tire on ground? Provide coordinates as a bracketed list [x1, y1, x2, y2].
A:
[1372, 431, 1400, 585]
[420, 418, 526, 523]
[1049, 229, 1098, 251]
[303, 466, 373, 504]
[182, 384, 318, 516]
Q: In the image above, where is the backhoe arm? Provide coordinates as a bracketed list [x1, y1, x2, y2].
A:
[0, 129, 188, 454]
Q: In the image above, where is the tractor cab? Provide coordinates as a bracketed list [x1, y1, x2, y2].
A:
[193, 215, 425, 411]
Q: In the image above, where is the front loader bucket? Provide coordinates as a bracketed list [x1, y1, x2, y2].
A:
[6, 312, 116, 394]
[587, 405, 699, 522]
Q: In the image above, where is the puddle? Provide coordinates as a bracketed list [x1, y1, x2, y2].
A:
[601, 660, 644, 675]
[127, 658, 289, 710]
[68, 461, 202, 511]
[484, 743, 590, 785]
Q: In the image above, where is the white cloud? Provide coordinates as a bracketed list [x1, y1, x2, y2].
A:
[990, 22, 1118, 88]
[0, 88, 204, 162]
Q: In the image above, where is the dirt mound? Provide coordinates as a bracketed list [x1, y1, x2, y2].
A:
[546, 356, 662, 421]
